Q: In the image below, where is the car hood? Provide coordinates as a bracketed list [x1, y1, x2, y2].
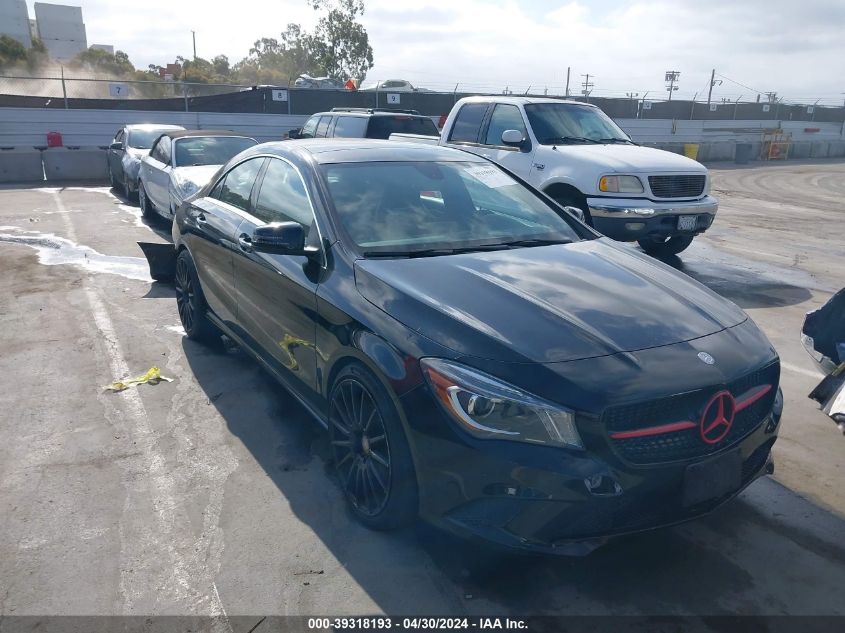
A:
[171, 165, 220, 187]
[541, 143, 705, 173]
[354, 238, 747, 363]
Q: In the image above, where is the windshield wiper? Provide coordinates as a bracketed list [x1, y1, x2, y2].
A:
[541, 136, 601, 145]
[363, 244, 512, 258]
[597, 137, 636, 145]
[497, 238, 574, 248]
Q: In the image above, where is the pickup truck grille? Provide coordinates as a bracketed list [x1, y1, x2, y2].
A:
[648, 175, 706, 198]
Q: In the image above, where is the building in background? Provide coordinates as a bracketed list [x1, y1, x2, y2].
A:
[33, 2, 88, 61]
[0, 0, 33, 48]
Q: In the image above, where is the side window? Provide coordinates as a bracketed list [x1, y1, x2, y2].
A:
[149, 139, 164, 162]
[158, 137, 172, 165]
[448, 103, 488, 143]
[485, 104, 528, 146]
[218, 158, 264, 211]
[253, 159, 313, 234]
[333, 116, 368, 138]
[316, 116, 333, 138]
[114, 129, 125, 143]
[299, 116, 319, 139]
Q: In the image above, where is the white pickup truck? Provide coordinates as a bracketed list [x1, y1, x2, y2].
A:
[393, 96, 718, 256]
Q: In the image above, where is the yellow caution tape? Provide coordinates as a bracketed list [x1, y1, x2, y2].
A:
[105, 366, 173, 392]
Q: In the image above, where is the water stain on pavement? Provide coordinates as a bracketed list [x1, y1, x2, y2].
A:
[0, 228, 151, 282]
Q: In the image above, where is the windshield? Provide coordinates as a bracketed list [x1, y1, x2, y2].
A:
[173, 136, 257, 167]
[127, 128, 174, 149]
[366, 116, 439, 140]
[524, 103, 630, 145]
[321, 160, 585, 256]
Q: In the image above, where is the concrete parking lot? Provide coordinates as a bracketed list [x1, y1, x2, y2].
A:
[0, 160, 844, 619]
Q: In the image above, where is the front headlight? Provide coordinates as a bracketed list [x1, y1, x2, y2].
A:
[599, 175, 644, 193]
[421, 358, 583, 449]
[172, 177, 200, 200]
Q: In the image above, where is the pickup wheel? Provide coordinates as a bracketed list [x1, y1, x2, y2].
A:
[638, 235, 695, 257]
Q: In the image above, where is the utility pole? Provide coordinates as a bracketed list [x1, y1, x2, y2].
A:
[192, 31, 197, 61]
[626, 92, 639, 118]
[664, 70, 680, 101]
[581, 73, 594, 101]
[706, 68, 715, 108]
[565, 67, 570, 98]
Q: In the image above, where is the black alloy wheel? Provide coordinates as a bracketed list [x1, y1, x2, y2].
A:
[174, 250, 218, 343]
[329, 365, 418, 530]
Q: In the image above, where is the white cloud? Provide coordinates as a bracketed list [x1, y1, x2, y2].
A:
[25, 0, 845, 105]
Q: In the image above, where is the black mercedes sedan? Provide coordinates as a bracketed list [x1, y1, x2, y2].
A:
[172, 139, 783, 554]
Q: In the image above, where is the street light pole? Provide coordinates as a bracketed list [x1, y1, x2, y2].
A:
[192, 31, 197, 61]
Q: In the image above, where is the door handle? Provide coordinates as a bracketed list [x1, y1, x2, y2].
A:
[237, 233, 253, 252]
[196, 213, 207, 224]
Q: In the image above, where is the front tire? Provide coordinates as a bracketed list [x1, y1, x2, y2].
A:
[638, 234, 695, 257]
[108, 166, 117, 189]
[138, 182, 154, 219]
[329, 363, 418, 530]
[123, 177, 135, 202]
[175, 249, 219, 344]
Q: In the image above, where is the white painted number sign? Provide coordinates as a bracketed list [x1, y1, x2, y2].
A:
[387, 93, 401, 104]
[271, 89, 289, 102]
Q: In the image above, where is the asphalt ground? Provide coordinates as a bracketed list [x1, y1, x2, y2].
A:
[0, 159, 844, 620]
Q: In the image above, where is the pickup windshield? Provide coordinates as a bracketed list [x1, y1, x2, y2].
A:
[321, 160, 585, 256]
[524, 103, 631, 145]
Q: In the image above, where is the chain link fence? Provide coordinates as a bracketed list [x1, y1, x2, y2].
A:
[2, 75, 845, 123]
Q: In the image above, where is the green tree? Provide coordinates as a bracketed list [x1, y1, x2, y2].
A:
[231, 24, 314, 85]
[69, 48, 136, 76]
[304, 0, 373, 80]
[0, 35, 29, 71]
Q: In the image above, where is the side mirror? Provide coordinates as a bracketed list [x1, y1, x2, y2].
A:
[287, 128, 302, 140]
[501, 129, 525, 147]
[253, 222, 306, 255]
[561, 205, 586, 222]
[109, 141, 124, 151]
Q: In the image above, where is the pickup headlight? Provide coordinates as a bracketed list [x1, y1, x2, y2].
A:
[599, 175, 644, 193]
[421, 358, 584, 449]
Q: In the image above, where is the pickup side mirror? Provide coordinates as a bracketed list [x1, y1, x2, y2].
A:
[253, 222, 306, 255]
[109, 141, 124, 151]
[287, 128, 302, 140]
[501, 129, 526, 147]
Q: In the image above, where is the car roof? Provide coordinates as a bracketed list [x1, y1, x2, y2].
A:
[163, 130, 256, 140]
[311, 109, 427, 118]
[457, 95, 596, 108]
[125, 124, 185, 131]
[241, 139, 486, 165]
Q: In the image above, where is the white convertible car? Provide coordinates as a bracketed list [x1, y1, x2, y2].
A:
[138, 130, 257, 221]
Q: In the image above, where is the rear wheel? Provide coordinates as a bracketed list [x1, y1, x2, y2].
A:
[329, 363, 418, 530]
[638, 234, 695, 257]
[175, 250, 219, 344]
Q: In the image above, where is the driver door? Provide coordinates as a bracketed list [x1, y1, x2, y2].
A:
[232, 157, 321, 396]
[475, 104, 536, 182]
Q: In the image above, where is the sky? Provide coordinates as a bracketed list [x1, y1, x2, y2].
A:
[23, 0, 845, 105]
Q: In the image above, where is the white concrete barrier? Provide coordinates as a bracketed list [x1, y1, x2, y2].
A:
[42, 147, 108, 182]
[0, 148, 44, 183]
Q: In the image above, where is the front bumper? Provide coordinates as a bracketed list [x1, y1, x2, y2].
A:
[588, 195, 718, 242]
[401, 380, 781, 556]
